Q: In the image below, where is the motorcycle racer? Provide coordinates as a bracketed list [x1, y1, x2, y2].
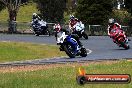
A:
[69, 15, 81, 32]
[31, 13, 41, 28]
[68, 15, 88, 39]
[107, 18, 130, 46]
[31, 13, 47, 28]
[53, 23, 83, 50]
[31, 13, 49, 36]
[107, 18, 122, 36]
[32, 13, 41, 22]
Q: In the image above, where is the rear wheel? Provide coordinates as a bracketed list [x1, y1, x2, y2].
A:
[35, 33, 39, 36]
[118, 37, 130, 50]
[125, 45, 130, 50]
[80, 48, 87, 57]
[34, 30, 40, 36]
[46, 30, 50, 36]
[120, 42, 130, 50]
[82, 32, 88, 39]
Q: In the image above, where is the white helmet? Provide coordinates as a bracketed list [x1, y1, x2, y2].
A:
[108, 18, 115, 24]
[70, 15, 75, 20]
[33, 13, 37, 16]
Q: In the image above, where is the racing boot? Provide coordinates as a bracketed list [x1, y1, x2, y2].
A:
[78, 40, 84, 49]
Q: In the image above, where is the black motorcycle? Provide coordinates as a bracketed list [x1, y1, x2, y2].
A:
[32, 20, 50, 36]
[33, 25, 50, 36]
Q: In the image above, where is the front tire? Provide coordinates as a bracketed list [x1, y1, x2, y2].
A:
[63, 43, 76, 58]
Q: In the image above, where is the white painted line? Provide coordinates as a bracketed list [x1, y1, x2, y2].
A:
[1, 41, 10, 42]
[86, 49, 92, 55]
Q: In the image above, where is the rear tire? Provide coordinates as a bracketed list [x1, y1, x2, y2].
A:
[46, 30, 50, 36]
[124, 44, 130, 50]
[120, 41, 130, 50]
[34, 31, 40, 36]
[35, 33, 39, 36]
[80, 48, 87, 57]
[82, 32, 88, 39]
[118, 37, 130, 50]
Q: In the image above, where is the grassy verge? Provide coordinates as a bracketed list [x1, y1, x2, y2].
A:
[0, 2, 38, 30]
[0, 2, 38, 22]
[0, 41, 66, 62]
[0, 60, 131, 88]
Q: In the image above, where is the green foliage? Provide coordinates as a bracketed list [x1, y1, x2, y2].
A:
[66, 0, 77, 14]
[34, 0, 66, 23]
[75, 0, 113, 25]
[125, 0, 132, 14]
[0, 1, 5, 11]
[0, 2, 38, 22]
[112, 9, 131, 25]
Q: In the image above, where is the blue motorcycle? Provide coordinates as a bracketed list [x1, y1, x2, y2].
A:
[56, 31, 87, 58]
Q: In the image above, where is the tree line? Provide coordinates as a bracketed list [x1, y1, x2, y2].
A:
[0, 0, 132, 32]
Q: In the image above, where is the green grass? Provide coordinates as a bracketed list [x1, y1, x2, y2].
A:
[0, 2, 71, 23]
[0, 41, 66, 62]
[0, 2, 39, 30]
[0, 60, 131, 88]
[0, 2, 39, 22]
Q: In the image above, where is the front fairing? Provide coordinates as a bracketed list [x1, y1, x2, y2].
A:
[57, 32, 67, 44]
[65, 35, 79, 53]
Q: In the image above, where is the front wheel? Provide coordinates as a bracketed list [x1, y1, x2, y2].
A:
[121, 42, 130, 50]
[63, 43, 76, 58]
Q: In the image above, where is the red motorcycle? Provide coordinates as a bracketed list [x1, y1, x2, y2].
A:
[110, 27, 130, 49]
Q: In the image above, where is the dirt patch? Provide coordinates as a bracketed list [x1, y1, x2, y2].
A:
[0, 60, 119, 73]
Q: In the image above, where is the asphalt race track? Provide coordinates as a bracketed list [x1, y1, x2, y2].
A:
[0, 34, 132, 65]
